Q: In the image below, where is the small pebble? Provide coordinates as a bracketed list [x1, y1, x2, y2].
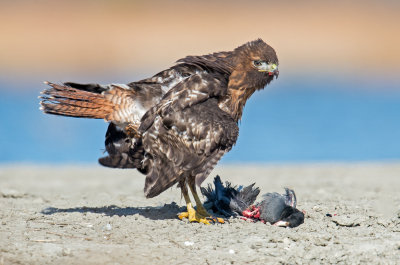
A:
[229, 249, 235, 254]
[184, 241, 194, 246]
[313, 206, 321, 212]
[62, 248, 72, 256]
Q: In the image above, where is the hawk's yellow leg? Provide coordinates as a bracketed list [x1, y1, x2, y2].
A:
[178, 180, 211, 224]
[189, 181, 225, 224]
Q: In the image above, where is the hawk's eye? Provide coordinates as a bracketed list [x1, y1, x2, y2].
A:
[252, 60, 268, 70]
[253, 60, 262, 67]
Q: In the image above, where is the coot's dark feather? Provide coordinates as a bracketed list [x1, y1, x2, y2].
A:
[201, 175, 259, 217]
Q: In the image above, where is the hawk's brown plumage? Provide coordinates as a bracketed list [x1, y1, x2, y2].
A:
[40, 39, 279, 223]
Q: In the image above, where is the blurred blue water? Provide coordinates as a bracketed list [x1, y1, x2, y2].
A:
[0, 75, 399, 164]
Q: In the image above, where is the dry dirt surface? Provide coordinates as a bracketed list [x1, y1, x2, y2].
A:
[1, 164, 399, 264]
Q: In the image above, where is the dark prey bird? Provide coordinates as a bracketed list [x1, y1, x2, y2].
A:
[201, 176, 304, 228]
[39, 39, 279, 224]
[257, 189, 304, 228]
[201, 175, 260, 217]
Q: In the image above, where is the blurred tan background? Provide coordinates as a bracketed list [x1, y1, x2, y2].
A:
[1, 0, 399, 88]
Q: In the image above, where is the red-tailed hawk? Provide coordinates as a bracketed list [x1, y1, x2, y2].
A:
[40, 39, 279, 224]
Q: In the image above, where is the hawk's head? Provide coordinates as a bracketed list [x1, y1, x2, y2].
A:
[231, 39, 279, 91]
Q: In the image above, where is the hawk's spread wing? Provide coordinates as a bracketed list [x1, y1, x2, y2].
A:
[140, 73, 239, 198]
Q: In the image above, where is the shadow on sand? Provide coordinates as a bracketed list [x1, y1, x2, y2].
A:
[41, 202, 185, 220]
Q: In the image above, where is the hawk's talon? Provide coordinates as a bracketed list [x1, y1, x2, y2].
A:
[205, 217, 215, 224]
[206, 216, 225, 224]
[178, 211, 189, 220]
[178, 211, 212, 225]
[216, 217, 225, 224]
[178, 203, 224, 225]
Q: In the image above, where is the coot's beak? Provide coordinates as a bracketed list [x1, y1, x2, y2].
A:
[273, 220, 290, 227]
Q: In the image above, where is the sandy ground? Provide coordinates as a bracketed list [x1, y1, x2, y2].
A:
[0, 163, 399, 264]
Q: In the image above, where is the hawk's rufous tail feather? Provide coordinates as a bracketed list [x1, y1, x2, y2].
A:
[40, 82, 114, 119]
[39, 82, 138, 125]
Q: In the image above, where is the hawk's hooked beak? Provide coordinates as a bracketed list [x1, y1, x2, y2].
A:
[259, 63, 279, 78]
[271, 69, 279, 79]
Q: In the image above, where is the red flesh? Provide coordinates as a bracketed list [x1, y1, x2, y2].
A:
[242, 206, 261, 221]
